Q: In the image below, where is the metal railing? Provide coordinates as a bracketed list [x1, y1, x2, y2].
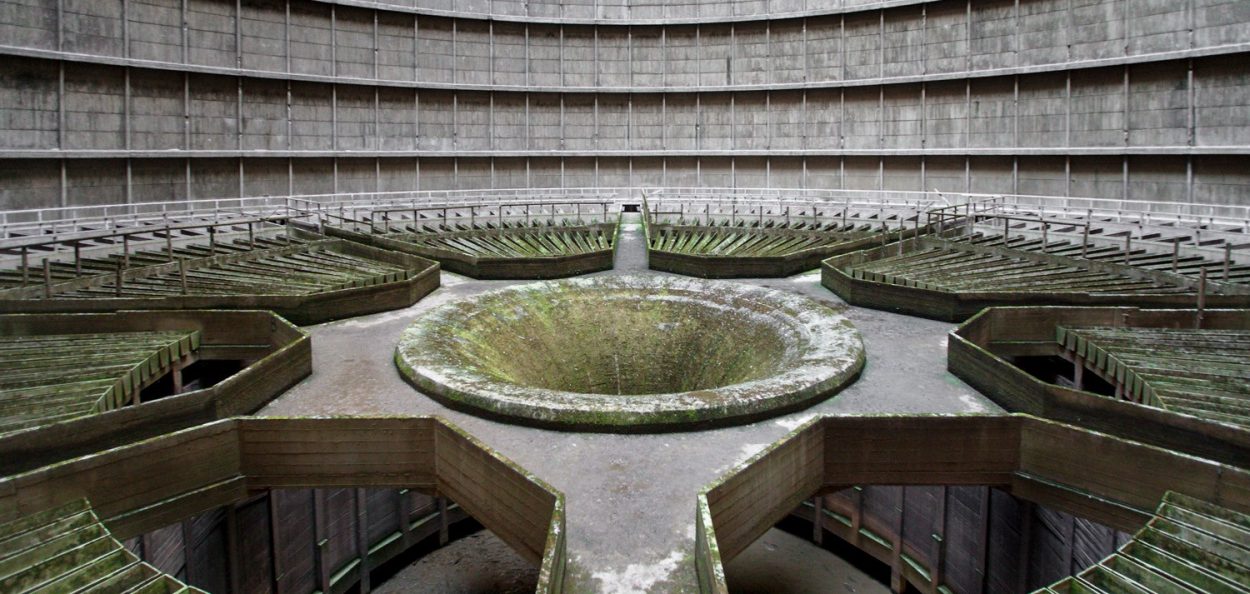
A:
[5, 186, 1247, 254]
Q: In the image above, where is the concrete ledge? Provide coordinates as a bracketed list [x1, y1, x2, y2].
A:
[0, 310, 311, 476]
[949, 306, 1250, 468]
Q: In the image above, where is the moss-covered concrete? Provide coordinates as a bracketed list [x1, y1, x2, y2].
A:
[395, 274, 864, 431]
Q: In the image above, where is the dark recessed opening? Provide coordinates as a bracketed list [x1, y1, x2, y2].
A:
[774, 514, 894, 586]
[139, 359, 245, 401]
[1009, 355, 1116, 396]
[623, 204, 640, 212]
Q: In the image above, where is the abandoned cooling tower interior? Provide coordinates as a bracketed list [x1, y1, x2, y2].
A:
[3, 0, 1250, 593]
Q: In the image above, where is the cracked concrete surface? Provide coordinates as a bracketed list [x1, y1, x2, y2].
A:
[259, 214, 998, 592]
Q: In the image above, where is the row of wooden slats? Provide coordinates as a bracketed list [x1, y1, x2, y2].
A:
[1057, 326, 1250, 429]
[0, 331, 200, 437]
[404, 227, 612, 258]
[0, 499, 205, 594]
[650, 227, 849, 257]
[1037, 491, 1250, 593]
[850, 245, 1192, 295]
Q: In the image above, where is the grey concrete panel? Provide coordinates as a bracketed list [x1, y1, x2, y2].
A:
[0, 57, 58, 150]
[377, 156, 417, 191]
[64, 63, 124, 150]
[378, 87, 417, 151]
[0, 0, 56, 51]
[188, 0, 237, 69]
[290, 2, 334, 76]
[968, 155, 1014, 194]
[0, 159, 59, 209]
[883, 155, 922, 190]
[1196, 60, 1250, 147]
[377, 12, 417, 82]
[335, 7, 376, 80]
[882, 5, 925, 79]
[1071, 67, 1125, 148]
[925, 80, 968, 150]
[1018, 72, 1067, 149]
[1017, 155, 1068, 197]
[970, 0, 1017, 72]
[242, 78, 289, 150]
[1128, 61, 1188, 147]
[289, 80, 332, 150]
[190, 157, 239, 198]
[337, 156, 378, 192]
[843, 155, 881, 190]
[455, 20, 493, 87]
[336, 85, 378, 151]
[241, 0, 287, 73]
[1195, 0, 1250, 47]
[242, 157, 290, 197]
[65, 157, 126, 205]
[290, 156, 333, 194]
[1194, 155, 1250, 205]
[131, 0, 184, 63]
[62, 0, 123, 57]
[1126, 155, 1186, 201]
[1068, 154, 1124, 199]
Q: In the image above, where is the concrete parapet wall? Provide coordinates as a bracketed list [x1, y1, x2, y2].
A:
[696, 413, 1250, 593]
[0, 416, 567, 593]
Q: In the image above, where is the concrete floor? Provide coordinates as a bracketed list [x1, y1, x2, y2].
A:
[260, 214, 999, 593]
[375, 531, 539, 594]
[724, 528, 892, 594]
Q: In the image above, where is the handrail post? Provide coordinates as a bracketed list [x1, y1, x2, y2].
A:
[1223, 244, 1232, 280]
[1196, 268, 1207, 329]
[1082, 220, 1090, 258]
[42, 258, 52, 298]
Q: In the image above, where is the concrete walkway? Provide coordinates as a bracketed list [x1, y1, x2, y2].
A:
[260, 214, 998, 593]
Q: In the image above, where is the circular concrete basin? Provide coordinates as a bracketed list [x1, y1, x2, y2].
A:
[395, 274, 864, 431]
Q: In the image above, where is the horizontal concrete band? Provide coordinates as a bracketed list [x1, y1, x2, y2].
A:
[5, 51, 1247, 158]
[4, 40, 1248, 95]
[299, 0, 944, 26]
[6, 155, 1249, 212]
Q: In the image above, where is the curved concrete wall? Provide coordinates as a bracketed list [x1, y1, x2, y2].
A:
[0, 0, 1248, 208]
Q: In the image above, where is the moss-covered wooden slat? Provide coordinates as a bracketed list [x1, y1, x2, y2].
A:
[649, 226, 854, 258]
[318, 221, 617, 280]
[41, 244, 407, 300]
[0, 231, 429, 311]
[0, 235, 311, 291]
[1038, 492, 1250, 594]
[965, 231, 1250, 286]
[0, 330, 200, 436]
[837, 240, 1212, 304]
[0, 499, 205, 594]
[401, 226, 612, 260]
[1056, 326, 1250, 428]
[647, 220, 897, 278]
